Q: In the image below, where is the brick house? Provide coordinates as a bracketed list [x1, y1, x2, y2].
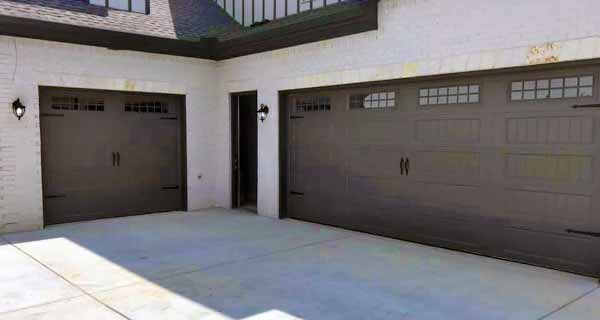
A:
[1, 0, 599, 277]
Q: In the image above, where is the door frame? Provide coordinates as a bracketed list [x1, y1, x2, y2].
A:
[279, 92, 290, 219]
[38, 86, 188, 225]
[230, 90, 258, 209]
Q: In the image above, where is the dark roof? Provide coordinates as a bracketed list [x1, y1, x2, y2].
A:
[0, 0, 378, 59]
[0, 0, 240, 40]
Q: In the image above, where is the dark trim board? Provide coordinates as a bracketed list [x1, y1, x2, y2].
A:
[0, 15, 217, 59]
[278, 92, 289, 219]
[179, 94, 189, 212]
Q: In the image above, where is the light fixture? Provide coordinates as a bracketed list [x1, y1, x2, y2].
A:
[12, 99, 26, 120]
[257, 104, 269, 122]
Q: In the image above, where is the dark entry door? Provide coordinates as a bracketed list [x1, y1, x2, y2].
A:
[40, 88, 184, 225]
[232, 93, 258, 210]
[286, 65, 600, 277]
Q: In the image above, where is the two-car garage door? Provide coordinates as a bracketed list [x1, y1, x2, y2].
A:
[40, 88, 184, 225]
[286, 64, 600, 276]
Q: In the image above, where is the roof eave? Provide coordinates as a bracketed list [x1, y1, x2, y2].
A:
[0, 14, 218, 59]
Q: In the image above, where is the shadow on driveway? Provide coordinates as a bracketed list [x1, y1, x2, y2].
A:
[1, 208, 598, 319]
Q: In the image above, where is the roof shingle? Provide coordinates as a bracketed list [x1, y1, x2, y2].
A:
[0, 0, 240, 40]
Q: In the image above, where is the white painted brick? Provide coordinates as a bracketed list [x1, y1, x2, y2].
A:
[216, 0, 600, 218]
[0, 36, 218, 234]
[4, 0, 600, 231]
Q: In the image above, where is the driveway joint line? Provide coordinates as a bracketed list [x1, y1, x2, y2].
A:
[0, 294, 85, 317]
[2, 236, 132, 320]
[536, 284, 600, 320]
[91, 233, 355, 296]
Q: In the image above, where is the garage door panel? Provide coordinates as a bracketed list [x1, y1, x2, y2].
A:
[504, 152, 594, 184]
[346, 115, 406, 145]
[292, 144, 343, 168]
[504, 115, 595, 145]
[344, 200, 415, 235]
[345, 146, 405, 178]
[413, 117, 482, 145]
[347, 176, 417, 200]
[287, 66, 600, 277]
[289, 193, 347, 227]
[410, 149, 482, 183]
[500, 227, 597, 274]
[291, 118, 337, 147]
[504, 188, 593, 228]
[409, 182, 485, 219]
[409, 215, 491, 253]
[297, 172, 345, 195]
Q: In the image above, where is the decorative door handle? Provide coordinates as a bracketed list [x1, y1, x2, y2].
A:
[400, 158, 406, 175]
[116, 152, 121, 167]
[405, 158, 410, 175]
[112, 152, 116, 167]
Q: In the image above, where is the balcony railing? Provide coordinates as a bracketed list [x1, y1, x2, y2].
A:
[213, 0, 350, 27]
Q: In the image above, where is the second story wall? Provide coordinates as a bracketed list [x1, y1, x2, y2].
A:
[215, 0, 600, 217]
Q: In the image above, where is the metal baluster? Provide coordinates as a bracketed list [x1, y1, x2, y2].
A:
[252, 0, 255, 25]
[273, 0, 277, 20]
[262, 0, 265, 21]
[242, 0, 245, 26]
[232, 0, 236, 23]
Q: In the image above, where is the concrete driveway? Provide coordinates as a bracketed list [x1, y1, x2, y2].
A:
[1, 209, 598, 320]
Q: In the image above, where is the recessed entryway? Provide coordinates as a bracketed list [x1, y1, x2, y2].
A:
[39, 87, 186, 225]
[231, 92, 258, 212]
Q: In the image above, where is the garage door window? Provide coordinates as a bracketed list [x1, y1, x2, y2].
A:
[350, 92, 396, 109]
[296, 96, 331, 112]
[510, 75, 594, 101]
[419, 85, 480, 106]
[51, 96, 105, 111]
[124, 101, 169, 113]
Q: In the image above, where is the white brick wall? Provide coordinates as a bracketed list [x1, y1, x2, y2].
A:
[0, 36, 219, 233]
[216, 0, 600, 218]
[3, 0, 600, 232]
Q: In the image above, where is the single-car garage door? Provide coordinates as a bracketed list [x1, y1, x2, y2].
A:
[40, 88, 184, 225]
[286, 64, 600, 276]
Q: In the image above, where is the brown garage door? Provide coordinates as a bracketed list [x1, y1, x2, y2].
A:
[286, 64, 600, 277]
[40, 88, 184, 225]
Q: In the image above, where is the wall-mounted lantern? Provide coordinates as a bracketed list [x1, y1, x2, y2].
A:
[12, 99, 26, 120]
[257, 104, 269, 122]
